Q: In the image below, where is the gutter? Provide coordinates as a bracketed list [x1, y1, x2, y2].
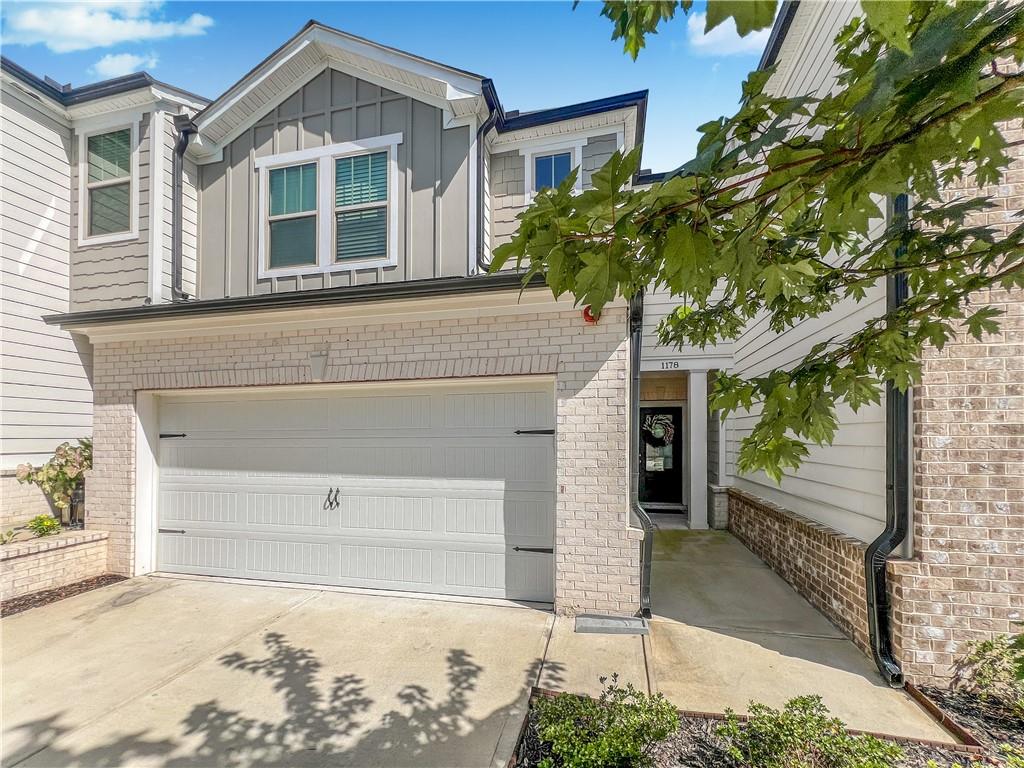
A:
[757, 0, 800, 70]
[44, 271, 546, 328]
[628, 292, 654, 617]
[171, 114, 196, 301]
[476, 79, 502, 272]
[864, 193, 911, 688]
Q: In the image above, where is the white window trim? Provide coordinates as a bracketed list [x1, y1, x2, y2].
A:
[523, 144, 584, 202]
[76, 116, 141, 248]
[256, 133, 403, 279]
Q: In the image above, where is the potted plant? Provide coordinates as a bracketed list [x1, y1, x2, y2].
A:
[16, 438, 92, 529]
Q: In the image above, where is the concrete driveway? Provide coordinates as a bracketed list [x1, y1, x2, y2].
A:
[2, 577, 557, 768]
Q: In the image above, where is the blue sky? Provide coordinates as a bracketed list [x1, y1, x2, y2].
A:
[1, 1, 768, 171]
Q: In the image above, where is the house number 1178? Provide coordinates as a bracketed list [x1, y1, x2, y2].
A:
[660, 361, 680, 369]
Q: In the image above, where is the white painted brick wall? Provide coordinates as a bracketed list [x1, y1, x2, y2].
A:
[89, 305, 642, 615]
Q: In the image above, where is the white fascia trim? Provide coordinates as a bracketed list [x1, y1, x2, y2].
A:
[148, 109, 168, 303]
[76, 112, 142, 249]
[255, 133, 404, 279]
[307, 26, 482, 100]
[190, 58, 327, 164]
[195, 38, 317, 131]
[0, 73, 70, 125]
[149, 86, 208, 113]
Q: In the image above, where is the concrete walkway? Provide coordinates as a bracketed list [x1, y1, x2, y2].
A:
[647, 529, 950, 741]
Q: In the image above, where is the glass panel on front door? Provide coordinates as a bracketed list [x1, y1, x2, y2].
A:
[639, 406, 684, 509]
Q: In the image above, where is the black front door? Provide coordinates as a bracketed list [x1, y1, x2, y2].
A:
[639, 406, 684, 508]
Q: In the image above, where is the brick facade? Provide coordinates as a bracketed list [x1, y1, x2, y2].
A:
[0, 475, 51, 529]
[88, 303, 642, 616]
[897, 114, 1024, 683]
[0, 530, 109, 600]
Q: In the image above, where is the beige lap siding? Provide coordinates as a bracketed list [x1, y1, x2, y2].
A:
[89, 305, 641, 615]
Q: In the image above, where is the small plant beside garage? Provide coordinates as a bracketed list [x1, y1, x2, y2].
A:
[14, 438, 91, 534]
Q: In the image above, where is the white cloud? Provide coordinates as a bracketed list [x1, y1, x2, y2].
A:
[2, 2, 213, 53]
[687, 12, 771, 57]
[91, 51, 158, 78]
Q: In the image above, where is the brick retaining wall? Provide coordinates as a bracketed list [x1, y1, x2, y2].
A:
[0, 531, 109, 600]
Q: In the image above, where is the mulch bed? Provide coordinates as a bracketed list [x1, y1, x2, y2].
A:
[919, 686, 1024, 757]
[1, 574, 127, 617]
[512, 697, 994, 768]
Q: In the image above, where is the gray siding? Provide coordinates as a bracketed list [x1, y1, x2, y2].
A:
[581, 133, 617, 187]
[196, 67, 471, 298]
[0, 82, 93, 468]
[488, 150, 524, 253]
[69, 112, 152, 311]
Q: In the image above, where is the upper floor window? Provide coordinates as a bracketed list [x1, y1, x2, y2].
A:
[335, 152, 387, 262]
[78, 120, 139, 247]
[534, 152, 572, 192]
[256, 133, 401, 278]
[268, 163, 317, 269]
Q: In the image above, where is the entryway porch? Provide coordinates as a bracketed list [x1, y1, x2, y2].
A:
[646, 526, 943, 737]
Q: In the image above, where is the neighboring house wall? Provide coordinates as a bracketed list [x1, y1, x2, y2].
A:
[0, 80, 93, 521]
[196, 68, 471, 298]
[69, 112, 152, 311]
[722, 0, 886, 546]
[86, 301, 640, 615]
[891, 113, 1024, 683]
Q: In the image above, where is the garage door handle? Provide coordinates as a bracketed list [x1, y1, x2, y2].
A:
[513, 546, 554, 554]
[159, 528, 186, 534]
[514, 429, 554, 435]
[159, 433, 187, 439]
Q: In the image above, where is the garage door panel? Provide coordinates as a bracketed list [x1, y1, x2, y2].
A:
[157, 380, 556, 602]
[161, 397, 331, 435]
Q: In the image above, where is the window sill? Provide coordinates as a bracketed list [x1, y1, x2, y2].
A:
[77, 231, 139, 249]
[259, 257, 396, 280]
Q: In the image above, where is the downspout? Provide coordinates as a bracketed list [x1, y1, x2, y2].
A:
[629, 292, 654, 618]
[864, 192, 911, 687]
[171, 113, 195, 301]
[476, 79, 501, 273]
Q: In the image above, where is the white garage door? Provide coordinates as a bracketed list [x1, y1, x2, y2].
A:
[156, 379, 555, 602]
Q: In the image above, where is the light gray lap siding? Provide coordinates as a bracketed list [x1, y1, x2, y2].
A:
[196, 68, 471, 299]
[69, 112, 151, 311]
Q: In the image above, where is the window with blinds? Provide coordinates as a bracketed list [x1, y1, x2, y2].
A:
[268, 163, 317, 269]
[334, 151, 387, 261]
[86, 128, 132, 237]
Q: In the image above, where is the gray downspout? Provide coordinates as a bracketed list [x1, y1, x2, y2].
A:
[864, 192, 911, 687]
[171, 114, 195, 301]
[629, 292, 654, 617]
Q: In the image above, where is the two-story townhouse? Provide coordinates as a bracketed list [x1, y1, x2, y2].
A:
[2, 21, 651, 618]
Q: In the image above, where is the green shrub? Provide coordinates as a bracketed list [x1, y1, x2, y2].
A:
[16, 438, 92, 511]
[716, 696, 903, 768]
[533, 674, 679, 768]
[952, 631, 1024, 718]
[26, 515, 61, 538]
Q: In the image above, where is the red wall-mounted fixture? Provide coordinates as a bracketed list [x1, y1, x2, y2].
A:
[582, 306, 599, 324]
